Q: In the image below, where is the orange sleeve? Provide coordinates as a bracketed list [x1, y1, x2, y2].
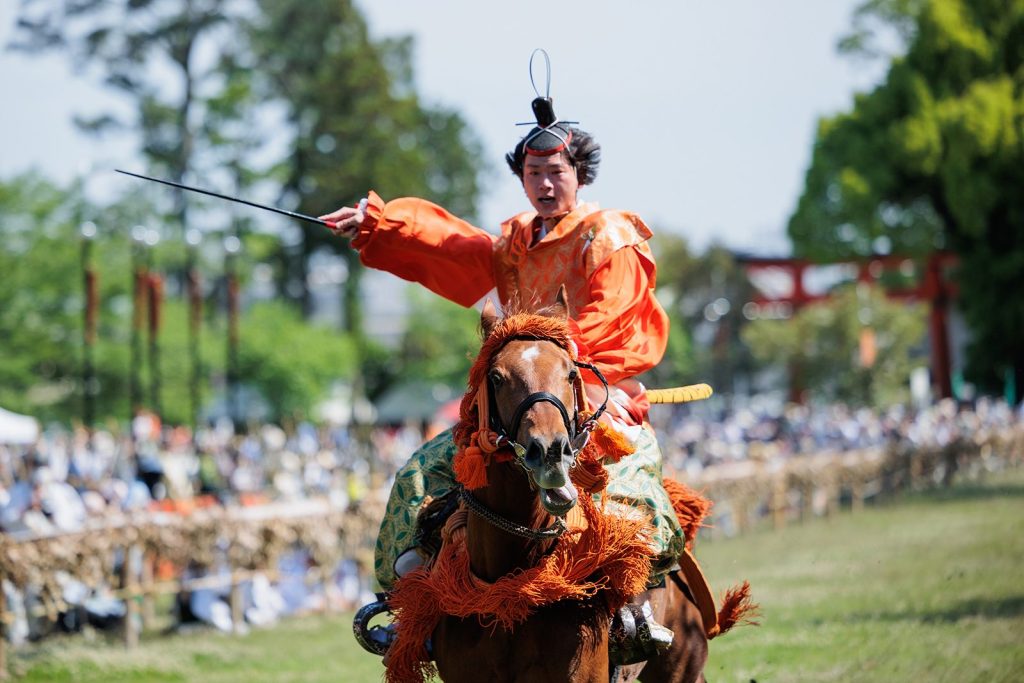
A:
[573, 247, 669, 385]
[350, 191, 497, 307]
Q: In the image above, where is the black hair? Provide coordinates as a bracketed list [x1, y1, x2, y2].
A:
[505, 127, 601, 186]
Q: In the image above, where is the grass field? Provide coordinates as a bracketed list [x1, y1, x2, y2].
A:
[8, 467, 1024, 682]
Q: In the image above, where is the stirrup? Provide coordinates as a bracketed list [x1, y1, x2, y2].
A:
[609, 601, 675, 665]
[352, 593, 395, 656]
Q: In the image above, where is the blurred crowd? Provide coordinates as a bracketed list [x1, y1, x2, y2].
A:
[2, 397, 1021, 537]
[0, 412, 423, 538]
[656, 395, 1021, 478]
[0, 413, 423, 641]
[1, 396, 1020, 641]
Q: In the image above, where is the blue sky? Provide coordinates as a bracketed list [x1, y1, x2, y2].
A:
[0, 1, 885, 253]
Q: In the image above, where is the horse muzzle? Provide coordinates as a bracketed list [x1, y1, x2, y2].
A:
[524, 435, 579, 515]
[539, 480, 578, 516]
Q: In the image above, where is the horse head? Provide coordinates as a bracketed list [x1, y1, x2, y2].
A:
[478, 287, 587, 516]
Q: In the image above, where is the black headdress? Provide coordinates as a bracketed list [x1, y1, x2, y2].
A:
[519, 49, 578, 157]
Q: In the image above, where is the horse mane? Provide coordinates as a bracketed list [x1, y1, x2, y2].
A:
[452, 308, 574, 450]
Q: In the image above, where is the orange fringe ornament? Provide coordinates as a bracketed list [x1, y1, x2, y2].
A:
[709, 580, 760, 638]
[583, 416, 636, 464]
[661, 477, 712, 549]
[569, 452, 608, 495]
[663, 476, 760, 638]
[385, 491, 653, 683]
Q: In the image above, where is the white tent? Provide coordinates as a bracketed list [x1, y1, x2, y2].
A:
[0, 407, 39, 445]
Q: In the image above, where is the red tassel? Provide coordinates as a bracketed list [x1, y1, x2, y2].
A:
[147, 274, 163, 335]
[453, 445, 488, 489]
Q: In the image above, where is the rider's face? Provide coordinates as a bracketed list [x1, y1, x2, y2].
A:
[522, 153, 579, 222]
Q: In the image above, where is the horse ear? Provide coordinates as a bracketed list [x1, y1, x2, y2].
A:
[551, 285, 570, 321]
[481, 298, 499, 337]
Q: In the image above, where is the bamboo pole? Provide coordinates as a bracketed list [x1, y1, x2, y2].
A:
[826, 480, 839, 518]
[734, 499, 750, 534]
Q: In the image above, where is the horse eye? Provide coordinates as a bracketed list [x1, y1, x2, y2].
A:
[489, 370, 504, 387]
[568, 368, 578, 383]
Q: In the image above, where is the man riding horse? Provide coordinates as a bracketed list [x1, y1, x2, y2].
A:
[322, 54, 686, 660]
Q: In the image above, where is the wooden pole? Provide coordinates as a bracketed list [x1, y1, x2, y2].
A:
[229, 573, 244, 634]
[734, 499, 749, 535]
[826, 474, 839, 518]
[122, 545, 139, 648]
[851, 479, 865, 513]
[141, 551, 156, 631]
[0, 599, 9, 680]
[800, 481, 814, 522]
[772, 476, 787, 530]
[909, 451, 923, 490]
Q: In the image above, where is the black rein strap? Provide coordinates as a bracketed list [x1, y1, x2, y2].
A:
[509, 391, 576, 441]
[459, 486, 567, 540]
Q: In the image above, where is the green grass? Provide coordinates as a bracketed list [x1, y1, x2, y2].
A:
[9, 468, 1024, 682]
[700, 467, 1024, 682]
[9, 614, 383, 683]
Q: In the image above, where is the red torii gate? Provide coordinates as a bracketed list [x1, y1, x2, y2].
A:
[737, 251, 959, 400]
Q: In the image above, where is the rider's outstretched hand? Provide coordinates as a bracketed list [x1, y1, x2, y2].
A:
[319, 198, 367, 238]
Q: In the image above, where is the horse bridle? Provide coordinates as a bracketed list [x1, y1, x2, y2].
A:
[486, 357, 611, 463]
[460, 344, 611, 541]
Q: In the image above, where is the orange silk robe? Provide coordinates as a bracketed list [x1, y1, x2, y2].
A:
[351, 191, 669, 385]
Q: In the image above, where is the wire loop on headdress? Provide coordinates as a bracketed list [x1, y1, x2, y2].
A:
[517, 49, 579, 157]
[529, 48, 552, 100]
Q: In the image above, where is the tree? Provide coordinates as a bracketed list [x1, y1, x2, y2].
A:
[234, 301, 358, 420]
[649, 233, 754, 395]
[742, 284, 927, 406]
[11, 0, 276, 429]
[397, 288, 481, 389]
[0, 174, 88, 421]
[0, 173, 165, 423]
[244, 0, 485, 336]
[10, 0, 258, 220]
[11, 0, 488, 418]
[0, 172, 361, 425]
[789, 0, 1024, 394]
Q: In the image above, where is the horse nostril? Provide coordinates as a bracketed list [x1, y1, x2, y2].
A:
[525, 439, 546, 467]
[551, 435, 573, 463]
[524, 435, 573, 470]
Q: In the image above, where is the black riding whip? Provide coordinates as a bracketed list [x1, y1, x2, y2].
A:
[115, 169, 341, 230]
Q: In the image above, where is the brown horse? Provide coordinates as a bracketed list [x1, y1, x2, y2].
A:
[385, 292, 735, 683]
